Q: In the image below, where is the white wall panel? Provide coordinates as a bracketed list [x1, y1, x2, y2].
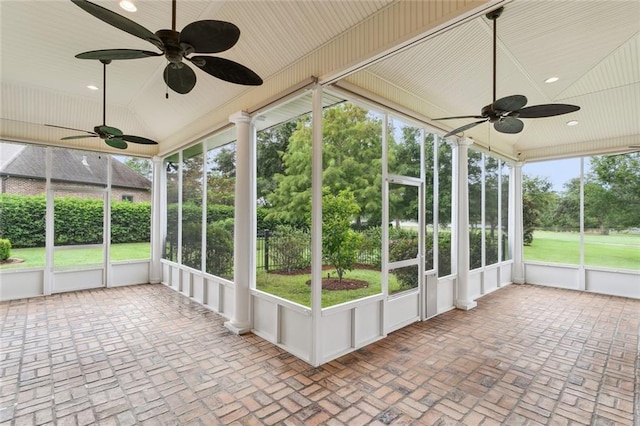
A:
[252, 296, 277, 342]
[355, 301, 383, 345]
[192, 275, 204, 303]
[0, 270, 44, 301]
[180, 270, 192, 297]
[586, 269, 640, 299]
[525, 263, 579, 290]
[385, 292, 420, 333]
[484, 266, 499, 294]
[321, 310, 352, 360]
[53, 269, 103, 293]
[111, 262, 149, 287]
[205, 279, 220, 311]
[279, 308, 312, 362]
[438, 277, 455, 312]
[221, 284, 234, 318]
[469, 270, 482, 299]
[500, 263, 512, 286]
[170, 266, 180, 291]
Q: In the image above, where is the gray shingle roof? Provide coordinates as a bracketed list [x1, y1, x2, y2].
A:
[0, 144, 150, 190]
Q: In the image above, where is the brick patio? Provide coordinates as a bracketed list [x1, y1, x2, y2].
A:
[1, 283, 638, 425]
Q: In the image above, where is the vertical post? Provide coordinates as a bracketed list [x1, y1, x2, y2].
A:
[454, 137, 476, 310]
[225, 111, 254, 335]
[310, 84, 323, 366]
[150, 156, 163, 284]
[511, 162, 525, 284]
[578, 158, 586, 290]
[264, 229, 270, 272]
[44, 147, 53, 295]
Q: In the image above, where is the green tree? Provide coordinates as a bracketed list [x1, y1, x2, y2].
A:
[267, 103, 384, 226]
[322, 189, 362, 281]
[123, 157, 152, 180]
[522, 175, 555, 244]
[589, 153, 640, 229]
[257, 121, 297, 200]
[207, 145, 236, 206]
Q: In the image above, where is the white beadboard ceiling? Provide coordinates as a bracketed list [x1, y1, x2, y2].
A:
[351, 0, 640, 159]
[0, 0, 639, 161]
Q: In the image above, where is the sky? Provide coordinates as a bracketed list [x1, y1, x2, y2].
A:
[523, 157, 591, 192]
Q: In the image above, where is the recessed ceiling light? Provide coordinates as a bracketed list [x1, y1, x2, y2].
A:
[545, 77, 559, 84]
[119, 0, 137, 12]
[566, 120, 578, 126]
[87, 85, 99, 91]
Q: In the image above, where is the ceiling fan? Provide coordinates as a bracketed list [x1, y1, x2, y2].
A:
[434, 7, 580, 138]
[71, 0, 263, 94]
[47, 60, 157, 150]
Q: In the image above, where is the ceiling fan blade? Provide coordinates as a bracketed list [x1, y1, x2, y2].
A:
[433, 115, 485, 121]
[76, 49, 161, 61]
[494, 117, 524, 134]
[443, 120, 487, 138]
[105, 138, 128, 149]
[121, 135, 158, 145]
[163, 64, 197, 94]
[180, 20, 241, 54]
[46, 124, 94, 134]
[493, 95, 527, 112]
[61, 134, 98, 140]
[516, 104, 580, 118]
[71, 0, 162, 48]
[96, 125, 123, 137]
[190, 56, 263, 86]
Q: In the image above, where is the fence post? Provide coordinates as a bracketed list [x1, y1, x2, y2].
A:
[264, 229, 270, 272]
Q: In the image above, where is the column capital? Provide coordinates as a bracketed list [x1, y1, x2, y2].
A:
[152, 156, 162, 165]
[451, 137, 474, 147]
[229, 110, 252, 124]
[514, 161, 524, 170]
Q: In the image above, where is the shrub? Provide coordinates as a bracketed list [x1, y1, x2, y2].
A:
[389, 232, 419, 290]
[0, 239, 11, 261]
[269, 225, 310, 272]
[206, 219, 234, 279]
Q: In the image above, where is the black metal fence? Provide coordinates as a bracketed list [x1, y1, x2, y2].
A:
[256, 229, 381, 272]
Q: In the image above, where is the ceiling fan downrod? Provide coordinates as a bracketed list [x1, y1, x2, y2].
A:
[486, 7, 503, 104]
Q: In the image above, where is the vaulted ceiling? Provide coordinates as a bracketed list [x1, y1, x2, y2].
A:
[1, 0, 638, 161]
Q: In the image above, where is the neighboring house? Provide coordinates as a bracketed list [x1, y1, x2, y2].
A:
[0, 143, 151, 202]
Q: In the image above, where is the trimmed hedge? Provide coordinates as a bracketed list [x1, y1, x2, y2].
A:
[0, 239, 11, 261]
[0, 194, 150, 247]
[0, 195, 46, 248]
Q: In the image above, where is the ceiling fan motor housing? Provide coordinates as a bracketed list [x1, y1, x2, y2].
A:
[155, 29, 185, 66]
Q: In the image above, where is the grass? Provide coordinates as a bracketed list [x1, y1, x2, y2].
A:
[524, 231, 640, 270]
[1, 242, 150, 270]
[256, 268, 402, 308]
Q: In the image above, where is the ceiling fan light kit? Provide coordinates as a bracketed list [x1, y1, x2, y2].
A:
[71, 0, 263, 94]
[434, 6, 580, 138]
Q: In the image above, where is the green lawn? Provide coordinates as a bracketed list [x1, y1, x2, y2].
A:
[2, 243, 150, 270]
[524, 231, 640, 270]
[256, 268, 402, 308]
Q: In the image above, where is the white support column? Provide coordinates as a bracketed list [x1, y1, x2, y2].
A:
[225, 111, 254, 335]
[149, 156, 163, 284]
[454, 137, 476, 310]
[310, 85, 323, 366]
[511, 162, 525, 284]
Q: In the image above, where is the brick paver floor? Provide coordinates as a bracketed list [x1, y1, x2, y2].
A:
[1, 283, 638, 425]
